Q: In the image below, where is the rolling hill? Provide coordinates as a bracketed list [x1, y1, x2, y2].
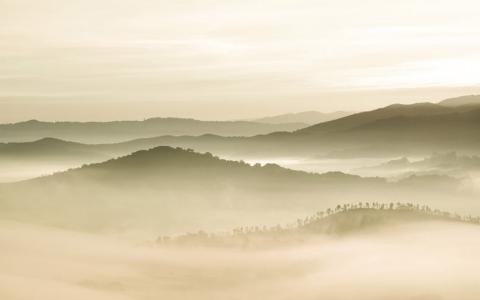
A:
[162, 205, 480, 247]
[0, 146, 465, 233]
[0, 146, 380, 231]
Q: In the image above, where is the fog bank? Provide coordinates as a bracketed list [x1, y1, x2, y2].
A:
[1, 220, 479, 300]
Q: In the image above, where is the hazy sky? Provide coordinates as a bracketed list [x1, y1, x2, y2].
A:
[2, 0, 480, 121]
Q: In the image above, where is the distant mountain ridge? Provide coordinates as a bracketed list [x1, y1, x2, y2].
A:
[282, 101, 480, 156]
[253, 111, 353, 125]
[2, 95, 480, 161]
[439, 95, 480, 107]
[3, 98, 480, 161]
[125, 99, 480, 157]
[0, 117, 307, 143]
[294, 102, 466, 135]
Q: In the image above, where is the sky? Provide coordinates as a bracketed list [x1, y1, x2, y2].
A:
[1, 0, 480, 122]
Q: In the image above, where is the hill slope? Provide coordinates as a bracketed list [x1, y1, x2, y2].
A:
[294, 102, 455, 136]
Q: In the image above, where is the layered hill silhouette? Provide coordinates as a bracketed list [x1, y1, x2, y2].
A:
[0, 146, 465, 232]
[253, 111, 353, 125]
[86, 99, 480, 158]
[0, 117, 306, 143]
[125, 96, 480, 158]
[14, 146, 382, 188]
[2, 96, 480, 163]
[131, 98, 480, 157]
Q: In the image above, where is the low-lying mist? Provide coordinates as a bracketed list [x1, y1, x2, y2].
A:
[1, 219, 479, 300]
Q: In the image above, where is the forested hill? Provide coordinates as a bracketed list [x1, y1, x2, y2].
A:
[26, 146, 373, 186]
[162, 204, 480, 247]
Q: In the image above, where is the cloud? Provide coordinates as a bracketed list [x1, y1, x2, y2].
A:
[1, 0, 480, 120]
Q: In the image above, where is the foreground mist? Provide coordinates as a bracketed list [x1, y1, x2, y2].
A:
[1, 218, 479, 300]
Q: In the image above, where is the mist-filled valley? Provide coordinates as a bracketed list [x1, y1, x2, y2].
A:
[2, 208, 480, 300]
[2, 97, 480, 299]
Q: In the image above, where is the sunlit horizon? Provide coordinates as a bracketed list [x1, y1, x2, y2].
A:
[1, 0, 480, 121]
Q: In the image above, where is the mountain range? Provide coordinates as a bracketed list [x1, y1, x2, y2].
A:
[103, 95, 480, 157]
[2, 95, 480, 163]
[0, 111, 358, 144]
[0, 117, 307, 143]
